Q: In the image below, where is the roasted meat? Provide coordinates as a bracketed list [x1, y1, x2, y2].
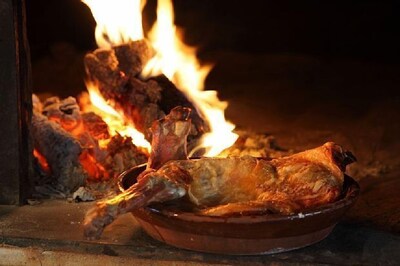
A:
[190, 142, 355, 216]
[147, 106, 191, 169]
[84, 147, 355, 238]
[83, 108, 356, 239]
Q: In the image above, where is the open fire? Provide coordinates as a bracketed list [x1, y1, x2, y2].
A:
[31, 0, 291, 200]
[2, 0, 364, 256]
[31, 0, 245, 197]
[82, 0, 238, 156]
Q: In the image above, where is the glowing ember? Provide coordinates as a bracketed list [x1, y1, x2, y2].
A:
[83, 0, 238, 156]
[82, 0, 145, 48]
[81, 82, 151, 151]
[33, 149, 50, 174]
[79, 150, 109, 180]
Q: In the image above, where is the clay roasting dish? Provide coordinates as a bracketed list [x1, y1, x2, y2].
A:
[84, 107, 360, 254]
[119, 164, 359, 255]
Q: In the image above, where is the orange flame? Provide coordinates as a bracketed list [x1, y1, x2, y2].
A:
[82, 0, 145, 48]
[79, 150, 109, 180]
[82, 0, 238, 156]
[33, 149, 50, 174]
[142, 0, 238, 156]
[82, 82, 151, 151]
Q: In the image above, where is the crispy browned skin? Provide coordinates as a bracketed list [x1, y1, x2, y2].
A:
[84, 141, 355, 239]
[196, 142, 355, 216]
[152, 142, 354, 216]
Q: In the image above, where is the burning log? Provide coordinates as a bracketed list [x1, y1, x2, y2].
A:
[41, 96, 103, 164]
[32, 112, 87, 193]
[42, 96, 83, 136]
[32, 94, 149, 197]
[102, 134, 148, 178]
[81, 112, 110, 141]
[84, 40, 209, 150]
[113, 40, 154, 78]
[153, 75, 209, 151]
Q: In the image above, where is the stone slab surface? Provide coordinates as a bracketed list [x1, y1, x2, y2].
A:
[1, 200, 400, 265]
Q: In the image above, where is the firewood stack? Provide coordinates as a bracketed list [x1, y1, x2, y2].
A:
[84, 40, 210, 150]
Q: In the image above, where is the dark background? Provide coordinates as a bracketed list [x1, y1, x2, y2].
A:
[26, 0, 400, 121]
[27, 0, 400, 63]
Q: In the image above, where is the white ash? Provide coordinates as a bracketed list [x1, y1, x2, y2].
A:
[31, 112, 87, 194]
[72, 187, 96, 202]
[220, 130, 292, 159]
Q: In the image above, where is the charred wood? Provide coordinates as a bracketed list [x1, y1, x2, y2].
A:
[31, 112, 87, 194]
[151, 75, 209, 150]
[113, 40, 154, 77]
[40, 96, 103, 159]
[32, 93, 150, 193]
[42, 96, 82, 135]
[81, 112, 110, 140]
[84, 41, 209, 152]
[102, 134, 148, 178]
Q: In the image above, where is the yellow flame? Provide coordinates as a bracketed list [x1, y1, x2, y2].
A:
[82, 0, 145, 48]
[83, 82, 151, 151]
[83, 0, 238, 156]
[142, 0, 238, 156]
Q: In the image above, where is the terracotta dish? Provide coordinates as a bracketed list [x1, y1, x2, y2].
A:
[118, 163, 360, 255]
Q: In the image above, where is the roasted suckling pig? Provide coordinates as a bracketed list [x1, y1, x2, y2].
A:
[84, 107, 356, 239]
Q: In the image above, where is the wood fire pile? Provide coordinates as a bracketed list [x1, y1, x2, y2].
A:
[31, 40, 289, 200]
[84, 40, 209, 150]
[32, 94, 148, 198]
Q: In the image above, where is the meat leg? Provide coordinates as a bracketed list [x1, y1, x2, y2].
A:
[84, 106, 192, 239]
[83, 169, 186, 239]
[147, 106, 191, 169]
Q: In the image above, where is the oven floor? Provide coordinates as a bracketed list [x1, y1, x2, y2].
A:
[0, 199, 399, 265]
